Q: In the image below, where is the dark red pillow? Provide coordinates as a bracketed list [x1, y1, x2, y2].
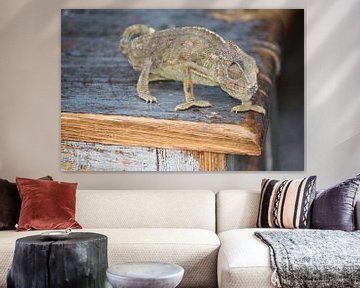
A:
[16, 177, 82, 231]
[0, 176, 53, 230]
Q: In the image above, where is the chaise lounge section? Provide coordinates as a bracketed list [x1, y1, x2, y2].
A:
[216, 189, 360, 288]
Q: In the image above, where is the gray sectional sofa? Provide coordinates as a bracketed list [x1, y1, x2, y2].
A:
[0, 189, 359, 288]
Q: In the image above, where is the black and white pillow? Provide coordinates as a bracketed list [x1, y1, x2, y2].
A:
[257, 176, 317, 229]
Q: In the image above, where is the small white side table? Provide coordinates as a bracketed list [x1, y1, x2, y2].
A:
[106, 262, 184, 288]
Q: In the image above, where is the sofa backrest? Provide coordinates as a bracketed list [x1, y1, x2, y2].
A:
[76, 190, 216, 231]
[217, 190, 360, 232]
[216, 190, 260, 233]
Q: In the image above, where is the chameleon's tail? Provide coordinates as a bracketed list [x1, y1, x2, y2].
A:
[119, 24, 155, 56]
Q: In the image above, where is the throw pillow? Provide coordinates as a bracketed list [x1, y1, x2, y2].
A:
[0, 176, 53, 230]
[16, 177, 82, 231]
[257, 176, 317, 229]
[311, 174, 360, 231]
[0, 179, 20, 230]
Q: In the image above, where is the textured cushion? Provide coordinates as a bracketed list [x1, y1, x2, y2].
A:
[216, 190, 260, 233]
[76, 190, 216, 231]
[0, 176, 52, 230]
[16, 177, 81, 231]
[311, 174, 360, 231]
[257, 177, 317, 229]
[0, 228, 220, 288]
[0, 179, 20, 230]
[218, 228, 279, 288]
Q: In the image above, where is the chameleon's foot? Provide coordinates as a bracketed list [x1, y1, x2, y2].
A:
[231, 103, 266, 115]
[175, 100, 211, 111]
[139, 94, 157, 104]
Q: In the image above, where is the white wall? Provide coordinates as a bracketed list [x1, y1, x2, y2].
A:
[0, 0, 359, 190]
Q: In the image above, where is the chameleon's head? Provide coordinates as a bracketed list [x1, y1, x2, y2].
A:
[217, 43, 259, 102]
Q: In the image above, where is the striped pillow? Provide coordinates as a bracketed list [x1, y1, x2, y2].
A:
[257, 176, 317, 229]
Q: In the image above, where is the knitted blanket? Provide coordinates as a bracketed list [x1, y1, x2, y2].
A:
[255, 230, 360, 288]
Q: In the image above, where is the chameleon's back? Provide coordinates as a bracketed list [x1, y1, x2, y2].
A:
[120, 25, 236, 69]
[139, 26, 228, 56]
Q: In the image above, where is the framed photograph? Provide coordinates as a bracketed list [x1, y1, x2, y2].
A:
[61, 9, 304, 171]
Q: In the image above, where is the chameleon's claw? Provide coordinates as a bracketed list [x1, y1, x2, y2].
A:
[141, 94, 157, 104]
[175, 100, 211, 111]
[231, 103, 266, 115]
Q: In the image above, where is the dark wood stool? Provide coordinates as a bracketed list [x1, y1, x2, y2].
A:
[7, 232, 108, 288]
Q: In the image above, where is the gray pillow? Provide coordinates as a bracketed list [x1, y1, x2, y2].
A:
[311, 174, 360, 231]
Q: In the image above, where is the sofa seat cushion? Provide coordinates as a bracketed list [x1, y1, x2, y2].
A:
[218, 228, 283, 288]
[102, 228, 220, 288]
[0, 228, 219, 288]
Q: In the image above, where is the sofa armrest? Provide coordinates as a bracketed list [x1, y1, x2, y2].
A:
[356, 200, 360, 230]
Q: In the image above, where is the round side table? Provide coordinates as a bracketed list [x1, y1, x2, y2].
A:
[106, 262, 184, 288]
[7, 232, 108, 288]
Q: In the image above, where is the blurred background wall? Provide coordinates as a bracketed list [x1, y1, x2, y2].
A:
[0, 0, 359, 190]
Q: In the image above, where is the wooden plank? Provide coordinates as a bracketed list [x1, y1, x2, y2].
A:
[61, 9, 274, 41]
[61, 69, 270, 126]
[210, 9, 299, 34]
[61, 9, 275, 131]
[156, 149, 200, 171]
[61, 112, 262, 156]
[157, 149, 225, 171]
[61, 141, 157, 171]
[195, 152, 226, 171]
[61, 141, 226, 171]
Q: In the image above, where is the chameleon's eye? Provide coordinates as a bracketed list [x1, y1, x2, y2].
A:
[228, 62, 242, 80]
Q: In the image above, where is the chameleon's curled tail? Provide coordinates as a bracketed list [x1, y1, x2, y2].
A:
[120, 24, 155, 56]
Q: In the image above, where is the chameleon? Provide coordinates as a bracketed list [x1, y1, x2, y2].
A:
[119, 24, 265, 114]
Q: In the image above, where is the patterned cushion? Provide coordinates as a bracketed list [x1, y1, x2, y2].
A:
[257, 176, 316, 229]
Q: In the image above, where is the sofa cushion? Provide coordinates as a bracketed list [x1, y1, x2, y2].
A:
[217, 228, 280, 288]
[0, 179, 20, 230]
[311, 174, 360, 231]
[76, 190, 216, 231]
[0, 176, 53, 230]
[216, 190, 260, 233]
[16, 177, 82, 231]
[0, 228, 219, 288]
[257, 177, 317, 229]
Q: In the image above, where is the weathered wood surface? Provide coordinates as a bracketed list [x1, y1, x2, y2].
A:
[7, 232, 108, 288]
[61, 9, 286, 171]
[61, 141, 225, 171]
[61, 140, 273, 171]
[61, 112, 261, 155]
